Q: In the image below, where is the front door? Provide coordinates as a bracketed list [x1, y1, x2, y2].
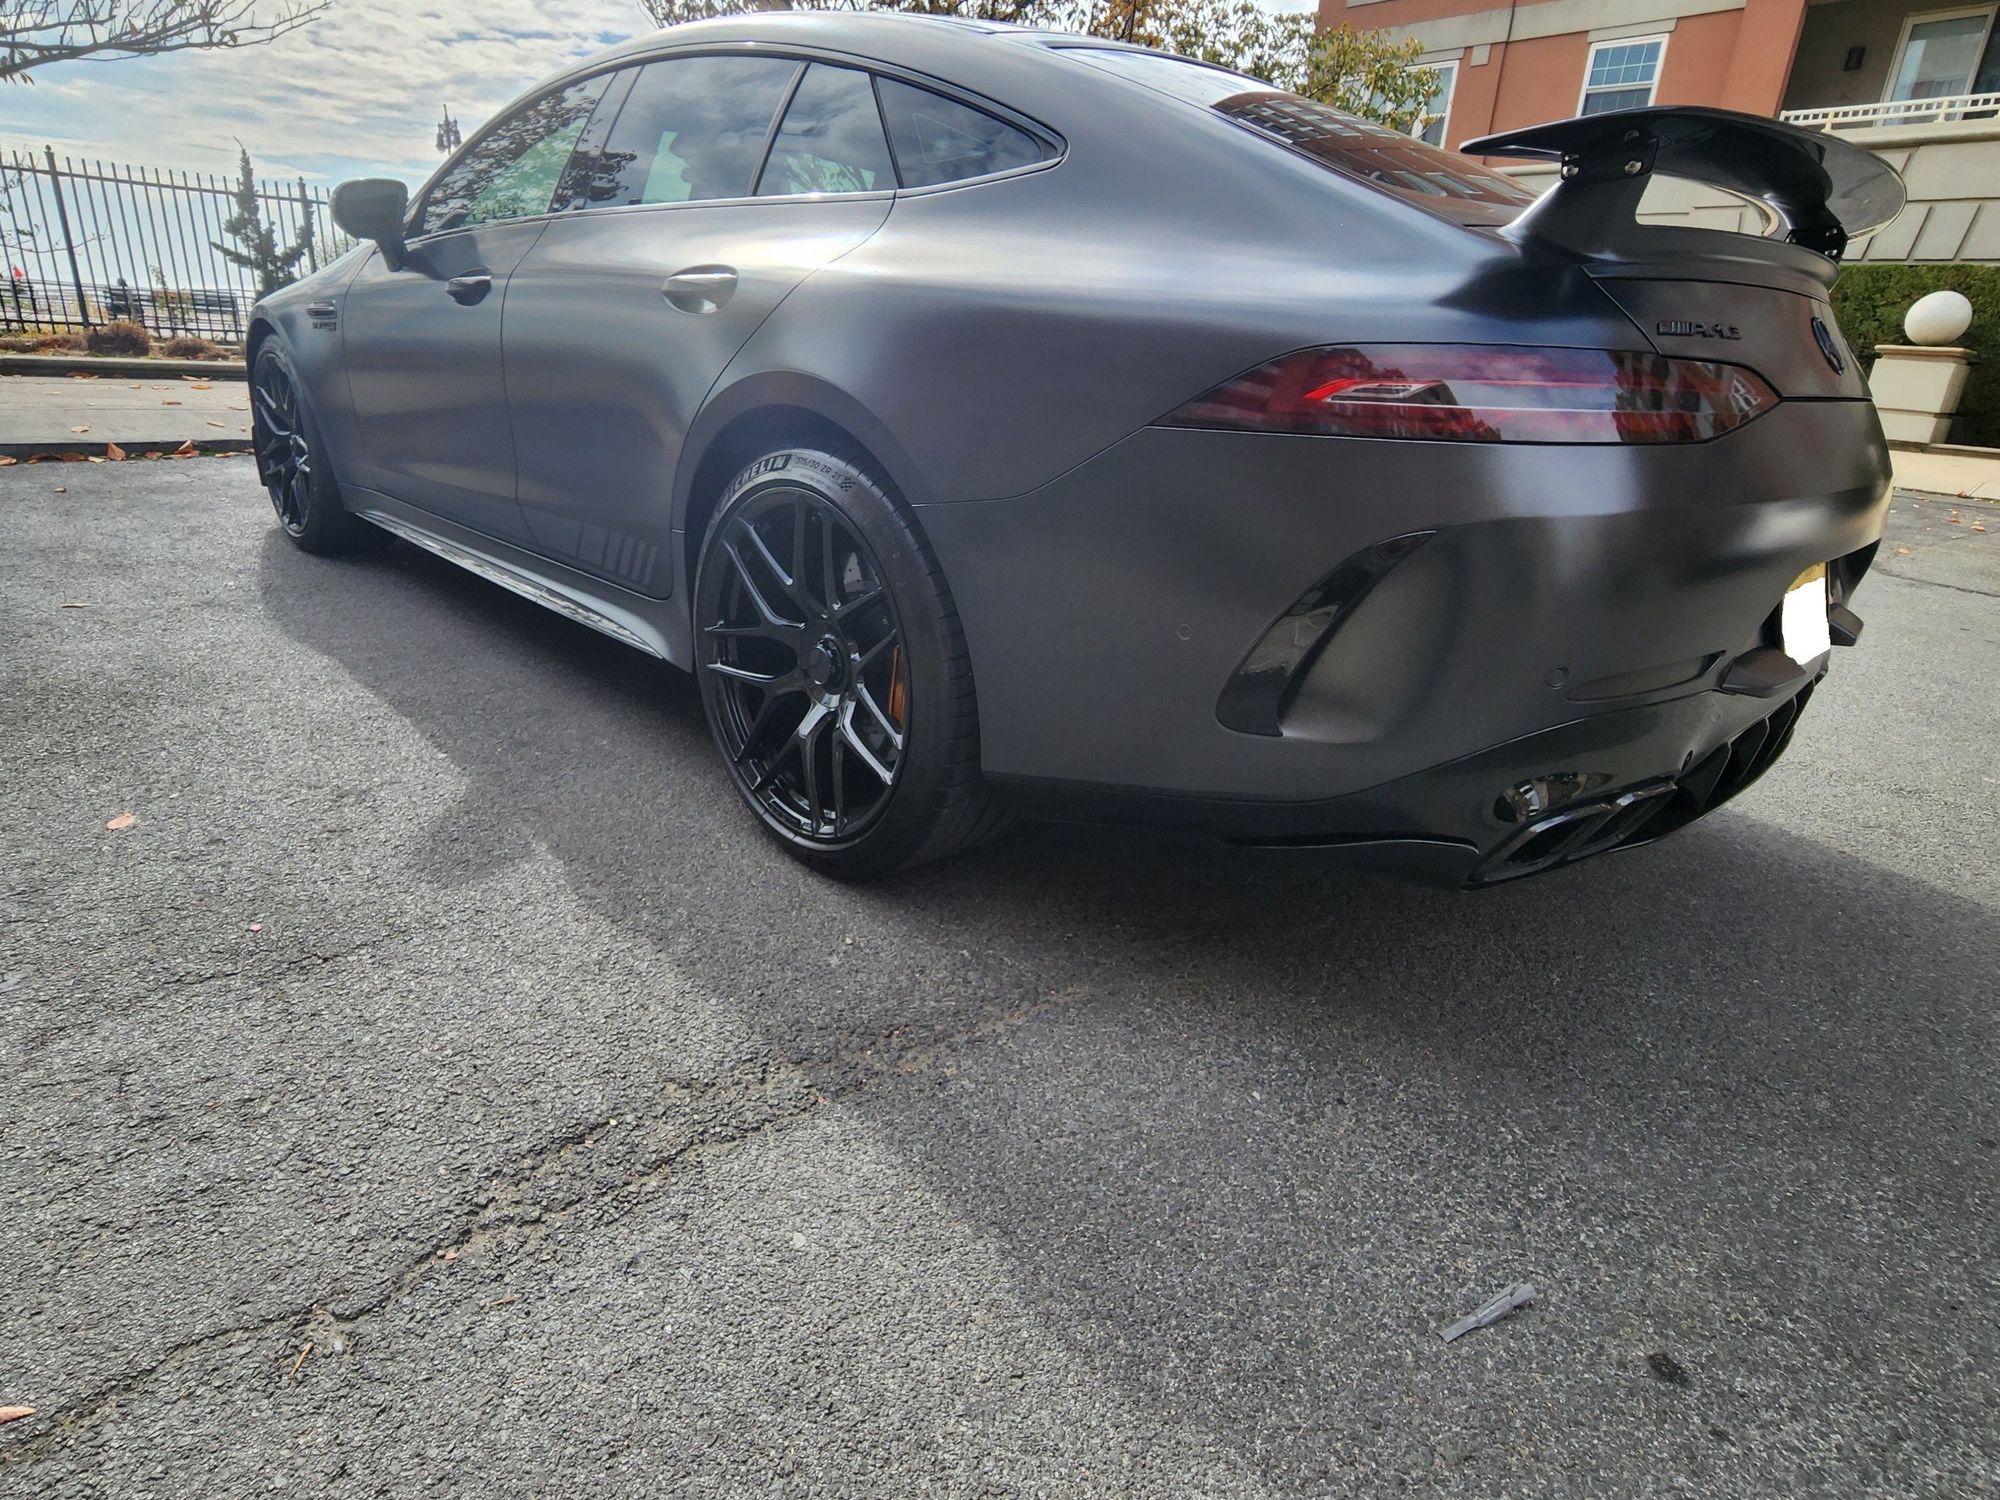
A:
[340, 71, 613, 543]
[503, 56, 896, 596]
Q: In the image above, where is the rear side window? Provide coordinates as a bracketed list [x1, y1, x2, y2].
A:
[419, 74, 611, 234]
[594, 55, 800, 205]
[876, 78, 1047, 188]
[1061, 47, 1535, 227]
[758, 64, 896, 196]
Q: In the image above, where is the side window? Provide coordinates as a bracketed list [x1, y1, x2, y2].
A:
[593, 55, 800, 206]
[418, 74, 610, 235]
[757, 64, 895, 196]
[875, 78, 1046, 188]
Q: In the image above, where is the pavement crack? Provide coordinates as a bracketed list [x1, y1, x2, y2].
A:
[1870, 565, 2000, 599]
[0, 988, 1081, 1467]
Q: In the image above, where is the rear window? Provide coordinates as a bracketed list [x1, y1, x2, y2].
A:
[1061, 47, 1536, 227]
[876, 78, 1049, 188]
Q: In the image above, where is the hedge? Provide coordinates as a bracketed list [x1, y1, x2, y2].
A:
[1830, 262, 2000, 447]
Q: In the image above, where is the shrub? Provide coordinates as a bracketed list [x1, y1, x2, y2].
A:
[162, 335, 222, 360]
[85, 319, 152, 356]
[1830, 262, 2000, 447]
[0, 333, 40, 352]
[32, 331, 87, 352]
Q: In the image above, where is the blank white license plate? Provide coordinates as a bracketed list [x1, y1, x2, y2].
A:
[1781, 564, 1831, 665]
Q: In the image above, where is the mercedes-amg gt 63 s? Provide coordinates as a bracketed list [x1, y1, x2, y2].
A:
[256, 14, 1903, 881]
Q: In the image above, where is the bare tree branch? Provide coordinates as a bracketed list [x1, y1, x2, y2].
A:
[1, 0, 328, 83]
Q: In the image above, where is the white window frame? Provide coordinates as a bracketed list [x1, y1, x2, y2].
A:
[1411, 60, 1458, 147]
[1577, 34, 1669, 115]
[1885, 4, 1998, 103]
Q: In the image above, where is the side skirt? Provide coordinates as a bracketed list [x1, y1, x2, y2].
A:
[341, 487, 693, 668]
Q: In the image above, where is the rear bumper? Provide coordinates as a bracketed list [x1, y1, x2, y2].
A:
[915, 399, 1888, 872]
[994, 675, 1820, 886]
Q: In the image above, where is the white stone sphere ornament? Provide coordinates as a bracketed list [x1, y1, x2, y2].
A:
[1904, 289, 1973, 347]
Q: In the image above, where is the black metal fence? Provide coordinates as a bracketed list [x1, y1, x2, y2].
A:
[1, 146, 345, 344]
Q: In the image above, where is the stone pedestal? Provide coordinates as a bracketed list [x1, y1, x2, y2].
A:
[1870, 344, 1975, 445]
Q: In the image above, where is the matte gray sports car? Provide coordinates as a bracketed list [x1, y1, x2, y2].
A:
[255, 13, 1903, 881]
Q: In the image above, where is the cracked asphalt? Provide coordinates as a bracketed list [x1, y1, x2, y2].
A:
[2, 462, 1996, 1498]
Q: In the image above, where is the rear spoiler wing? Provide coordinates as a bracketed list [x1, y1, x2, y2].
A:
[1462, 107, 1905, 265]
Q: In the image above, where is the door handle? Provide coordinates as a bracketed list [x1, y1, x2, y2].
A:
[663, 266, 737, 314]
[446, 271, 493, 305]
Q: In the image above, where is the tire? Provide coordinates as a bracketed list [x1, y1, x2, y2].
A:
[693, 446, 1012, 877]
[251, 343, 370, 554]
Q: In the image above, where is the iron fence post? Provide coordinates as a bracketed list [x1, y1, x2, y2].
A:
[43, 146, 93, 328]
[297, 177, 319, 272]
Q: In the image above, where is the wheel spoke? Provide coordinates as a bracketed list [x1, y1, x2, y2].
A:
[749, 735, 798, 796]
[831, 730, 847, 836]
[724, 539, 801, 631]
[733, 691, 796, 766]
[798, 714, 822, 832]
[835, 586, 883, 623]
[855, 632, 895, 671]
[707, 660, 785, 686]
[854, 681, 905, 751]
[839, 709, 895, 785]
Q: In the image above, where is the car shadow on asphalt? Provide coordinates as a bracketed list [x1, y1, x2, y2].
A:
[259, 529, 1995, 1490]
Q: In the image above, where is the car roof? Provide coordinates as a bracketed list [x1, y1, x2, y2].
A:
[580, 12, 1159, 80]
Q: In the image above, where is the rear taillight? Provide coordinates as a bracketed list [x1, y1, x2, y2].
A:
[1160, 344, 1779, 444]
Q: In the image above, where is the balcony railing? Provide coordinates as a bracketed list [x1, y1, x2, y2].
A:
[1781, 93, 2000, 130]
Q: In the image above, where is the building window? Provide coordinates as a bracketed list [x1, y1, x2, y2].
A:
[1889, 7, 1997, 102]
[1412, 61, 1457, 146]
[1579, 36, 1666, 115]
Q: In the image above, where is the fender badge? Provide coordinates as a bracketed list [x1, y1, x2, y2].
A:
[1811, 315, 1847, 374]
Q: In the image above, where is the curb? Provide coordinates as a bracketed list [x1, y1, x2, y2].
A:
[0, 353, 245, 380]
[0, 437, 253, 461]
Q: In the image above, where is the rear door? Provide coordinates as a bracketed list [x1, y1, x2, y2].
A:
[340, 72, 613, 541]
[503, 56, 895, 596]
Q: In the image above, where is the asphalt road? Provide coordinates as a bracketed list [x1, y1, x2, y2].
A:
[2, 462, 1995, 1498]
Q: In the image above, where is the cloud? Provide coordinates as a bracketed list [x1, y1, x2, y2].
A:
[2, 0, 651, 185]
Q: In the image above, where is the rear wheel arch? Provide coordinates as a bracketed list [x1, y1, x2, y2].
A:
[675, 382, 935, 621]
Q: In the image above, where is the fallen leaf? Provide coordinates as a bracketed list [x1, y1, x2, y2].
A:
[0, 456, 15, 466]
[0, 1406, 35, 1425]
[170, 439, 197, 458]
[1975, 522, 1988, 533]
[58, 601, 89, 609]
[1948, 515, 1962, 526]
[52, 485, 65, 493]
[1896, 546, 1912, 555]
[436, 1248, 461, 1262]
[106, 442, 125, 462]
[66, 371, 98, 380]
[105, 812, 136, 831]
[161, 399, 182, 406]
[183, 379, 213, 390]
[69, 425, 89, 434]
[205, 420, 226, 428]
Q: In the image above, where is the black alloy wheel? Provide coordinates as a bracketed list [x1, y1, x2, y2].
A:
[253, 353, 313, 535]
[251, 344, 367, 554]
[695, 448, 1011, 875]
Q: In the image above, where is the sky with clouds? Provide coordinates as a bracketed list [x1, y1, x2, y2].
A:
[3, 0, 1315, 189]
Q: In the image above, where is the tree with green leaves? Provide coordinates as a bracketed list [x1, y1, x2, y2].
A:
[211, 145, 314, 297]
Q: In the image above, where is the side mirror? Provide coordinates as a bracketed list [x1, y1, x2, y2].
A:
[331, 178, 410, 270]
